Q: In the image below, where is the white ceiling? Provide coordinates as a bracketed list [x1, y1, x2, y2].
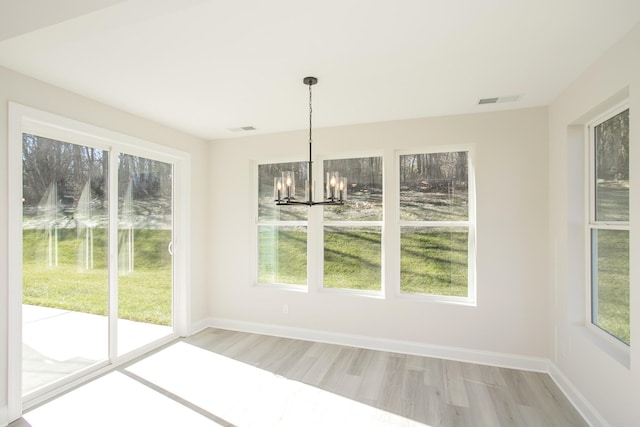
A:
[1, 0, 640, 140]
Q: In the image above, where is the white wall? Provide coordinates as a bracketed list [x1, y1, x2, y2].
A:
[548, 24, 640, 427]
[208, 107, 549, 360]
[0, 66, 209, 425]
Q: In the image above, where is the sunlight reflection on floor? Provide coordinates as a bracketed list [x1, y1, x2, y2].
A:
[23, 341, 430, 426]
[125, 341, 429, 426]
[23, 370, 219, 427]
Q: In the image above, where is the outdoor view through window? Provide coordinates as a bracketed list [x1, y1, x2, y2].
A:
[399, 151, 470, 297]
[590, 108, 630, 346]
[257, 151, 473, 299]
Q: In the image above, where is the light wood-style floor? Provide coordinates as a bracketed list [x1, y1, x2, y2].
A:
[183, 329, 587, 426]
[13, 328, 588, 426]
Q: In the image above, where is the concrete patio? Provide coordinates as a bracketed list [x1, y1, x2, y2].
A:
[22, 304, 172, 394]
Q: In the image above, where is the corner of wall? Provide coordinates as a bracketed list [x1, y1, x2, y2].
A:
[548, 362, 610, 427]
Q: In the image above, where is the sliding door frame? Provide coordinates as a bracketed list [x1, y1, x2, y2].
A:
[7, 103, 191, 421]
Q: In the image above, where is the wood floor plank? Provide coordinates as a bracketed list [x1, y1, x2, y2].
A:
[301, 343, 342, 385]
[442, 360, 470, 408]
[376, 353, 407, 412]
[355, 350, 389, 403]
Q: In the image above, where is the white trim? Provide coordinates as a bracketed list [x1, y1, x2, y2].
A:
[548, 363, 611, 427]
[318, 153, 385, 292]
[323, 220, 383, 227]
[395, 146, 477, 305]
[580, 322, 630, 368]
[108, 149, 119, 360]
[188, 317, 213, 336]
[399, 220, 471, 227]
[584, 103, 630, 353]
[7, 104, 24, 422]
[13, 103, 187, 163]
[205, 317, 548, 372]
[172, 155, 192, 337]
[254, 159, 310, 288]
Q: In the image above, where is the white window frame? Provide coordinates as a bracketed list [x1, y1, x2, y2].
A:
[585, 102, 630, 352]
[254, 159, 309, 290]
[318, 152, 385, 296]
[395, 145, 477, 306]
[8, 103, 191, 420]
[253, 146, 476, 305]
[254, 152, 386, 296]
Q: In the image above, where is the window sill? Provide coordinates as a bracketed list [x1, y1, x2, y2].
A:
[317, 286, 385, 299]
[576, 323, 630, 368]
[254, 282, 309, 293]
[395, 292, 476, 306]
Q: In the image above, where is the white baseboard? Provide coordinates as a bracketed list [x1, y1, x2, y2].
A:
[204, 317, 549, 372]
[189, 317, 212, 336]
[548, 363, 610, 427]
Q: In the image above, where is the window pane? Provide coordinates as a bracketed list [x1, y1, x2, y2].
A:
[400, 227, 468, 296]
[117, 154, 173, 354]
[258, 225, 307, 285]
[594, 109, 629, 221]
[591, 229, 630, 345]
[399, 152, 468, 221]
[324, 157, 383, 221]
[323, 226, 381, 291]
[258, 162, 308, 221]
[22, 134, 109, 393]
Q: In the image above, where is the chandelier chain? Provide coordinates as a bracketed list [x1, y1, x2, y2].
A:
[308, 83, 313, 144]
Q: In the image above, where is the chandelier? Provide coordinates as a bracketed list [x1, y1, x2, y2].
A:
[274, 77, 346, 206]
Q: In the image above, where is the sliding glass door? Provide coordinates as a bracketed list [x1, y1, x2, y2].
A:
[21, 135, 175, 397]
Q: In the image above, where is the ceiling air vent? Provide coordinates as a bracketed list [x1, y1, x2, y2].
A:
[228, 126, 257, 132]
[478, 97, 499, 104]
[478, 95, 521, 105]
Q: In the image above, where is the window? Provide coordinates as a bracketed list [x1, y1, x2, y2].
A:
[588, 107, 630, 346]
[257, 161, 308, 285]
[399, 150, 474, 300]
[323, 156, 383, 291]
[256, 150, 474, 300]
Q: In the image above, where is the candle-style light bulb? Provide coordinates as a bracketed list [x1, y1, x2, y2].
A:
[327, 171, 340, 200]
[274, 177, 283, 202]
[282, 171, 295, 201]
[338, 177, 347, 202]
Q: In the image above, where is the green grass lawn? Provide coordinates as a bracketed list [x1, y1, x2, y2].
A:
[24, 218, 630, 345]
[324, 227, 381, 291]
[400, 227, 468, 296]
[258, 226, 308, 285]
[23, 228, 172, 326]
[593, 229, 630, 345]
[259, 226, 467, 297]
